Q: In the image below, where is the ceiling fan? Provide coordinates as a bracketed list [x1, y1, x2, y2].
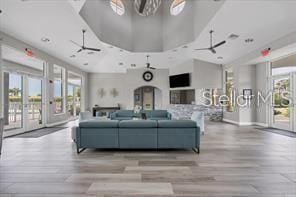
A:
[70, 29, 101, 53]
[145, 55, 156, 70]
[195, 30, 226, 54]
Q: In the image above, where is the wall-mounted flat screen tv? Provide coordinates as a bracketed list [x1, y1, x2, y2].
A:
[169, 73, 190, 88]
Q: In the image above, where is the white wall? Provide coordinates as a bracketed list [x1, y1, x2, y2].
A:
[169, 59, 222, 104]
[88, 68, 170, 109]
[223, 63, 269, 125]
[256, 62, 271, 126]
[0, 31, 88, 126]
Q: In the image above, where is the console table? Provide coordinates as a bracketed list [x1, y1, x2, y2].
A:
[92, 106, 120, 117]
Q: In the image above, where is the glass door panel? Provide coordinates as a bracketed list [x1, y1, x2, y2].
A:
[3, 73, 24, 132]
[75, 87, 81, 116]
[67, 85, 74, 118]
[272, 76, 292, 131]
[26, 77, 43, 130]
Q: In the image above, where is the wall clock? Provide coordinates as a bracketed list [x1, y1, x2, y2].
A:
[143, 71, 153, 82]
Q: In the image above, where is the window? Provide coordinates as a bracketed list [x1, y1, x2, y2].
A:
[53, 65, 65, 114]
[225, 70, 234, 112]
[170, 0, 186, 16]
[110, 0, 125, 16]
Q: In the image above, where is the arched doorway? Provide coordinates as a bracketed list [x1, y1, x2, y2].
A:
[134, 86, 162, 110]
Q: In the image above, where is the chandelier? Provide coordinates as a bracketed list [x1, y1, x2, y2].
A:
[134, 0, 162, 17]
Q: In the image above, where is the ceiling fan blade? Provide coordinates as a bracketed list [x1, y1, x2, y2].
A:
[77, 49, 83, 53]
[70, 40, 82, 48]
[195, 48, 210, 51]
[210, 48, 216, 54]
[149, 67, 156, 70]
[139, 0, 147, 13]
[83, 47, 101, 52]
[213, 40, 226, 48]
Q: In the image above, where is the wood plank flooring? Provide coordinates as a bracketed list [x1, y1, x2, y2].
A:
[0, 121, 295, 196]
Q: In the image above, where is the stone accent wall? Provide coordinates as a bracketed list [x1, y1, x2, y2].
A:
[168, 105, 222, 121]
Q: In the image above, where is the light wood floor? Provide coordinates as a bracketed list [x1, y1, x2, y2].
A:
[0, 121, 295, 196]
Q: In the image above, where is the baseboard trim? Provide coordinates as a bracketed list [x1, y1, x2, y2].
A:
[46, 120, 69, 127]
[223, 119, 268, 127]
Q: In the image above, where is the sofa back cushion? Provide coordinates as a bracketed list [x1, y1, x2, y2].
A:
[158, 120, 197, 128]
[116, 110, 134, 117]
[79, 120, 119, 128]
[119, 120, 157, 128]
[151, 110, 168, 117]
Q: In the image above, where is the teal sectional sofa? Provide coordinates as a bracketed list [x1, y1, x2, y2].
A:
[75, 119, 200, 154]
[110, 110, 172, 120]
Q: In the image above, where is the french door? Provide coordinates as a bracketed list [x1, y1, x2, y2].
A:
[271, 73, 296, 132]
[3, 72, 45, 136]
[67, 85, 81, 120]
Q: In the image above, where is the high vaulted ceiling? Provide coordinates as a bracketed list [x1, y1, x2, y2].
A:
[1, 0, 296, 73]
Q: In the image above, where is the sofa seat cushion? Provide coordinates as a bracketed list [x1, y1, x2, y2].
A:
[79, 120, 119, 128]
[119, 120, 157, 128]
[151, 110, 168, 117]
[158, 120, 197, 128]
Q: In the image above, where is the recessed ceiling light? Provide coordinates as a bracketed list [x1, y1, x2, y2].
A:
[131, 64, 136, 67]
[228, 34, 239, 40]
[70, 55, 76, 58]
[118, 62, 124, 66]
[87, 51, 95, 55]
[245, 38, 254, 43]
[83, 63, 88, 66]
[41, 37, 50, 43]
[217, 56, 223, 59]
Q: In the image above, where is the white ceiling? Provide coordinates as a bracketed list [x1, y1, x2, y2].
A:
[1, 0, 296, 73]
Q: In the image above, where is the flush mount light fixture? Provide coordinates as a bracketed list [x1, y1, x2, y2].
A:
[110, 0, 125, 16]
[245, 38, 254, 43]
[41, 37, 50, 43]
[70, 55, 76, 58]
[170, 0, 186, 16]
[228, 34, 239, 40]
[134, 0, 162, 17]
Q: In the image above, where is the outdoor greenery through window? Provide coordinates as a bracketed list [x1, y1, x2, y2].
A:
[225, 70, 234, 112]
[67, 72, 82, 118]
[53, 65, 65, 114]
